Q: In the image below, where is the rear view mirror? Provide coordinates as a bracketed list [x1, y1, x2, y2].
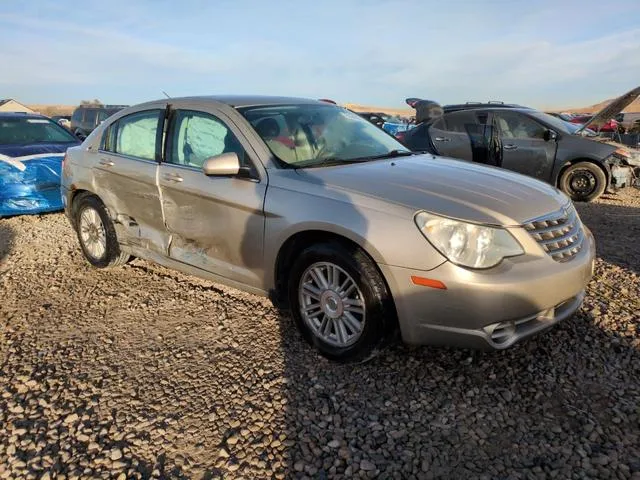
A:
[202, 152, 240, 176]
[543, 129, 558, 142]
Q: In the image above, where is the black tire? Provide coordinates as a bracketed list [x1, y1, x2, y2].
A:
[559, 162, 607, 202]
[288, 241, 395, 362]
[72, 193, 129, 268]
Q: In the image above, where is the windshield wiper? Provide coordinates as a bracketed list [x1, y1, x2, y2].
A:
[294, 150, 414, 169]
[294, 157, 370, 169]
[365, 149, 415, 160]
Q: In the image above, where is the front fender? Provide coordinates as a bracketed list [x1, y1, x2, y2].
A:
[262, 185, 447, 291]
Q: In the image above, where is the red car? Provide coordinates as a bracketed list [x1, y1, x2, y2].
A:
[570, 114, 619, 132]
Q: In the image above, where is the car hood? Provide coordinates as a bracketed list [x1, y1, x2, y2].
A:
[294, 155, 569, 226]
[0, 142, 78, 159]
[575, 85, 640, 133]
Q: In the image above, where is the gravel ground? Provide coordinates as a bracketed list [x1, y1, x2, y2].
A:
[0, 189, 639, 480]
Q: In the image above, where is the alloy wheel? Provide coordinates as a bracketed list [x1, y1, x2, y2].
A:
[298, 262, 366, 348]
[79, 207, 107, 260]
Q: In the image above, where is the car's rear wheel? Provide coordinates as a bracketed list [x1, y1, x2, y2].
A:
[288, 242, 395, 362]
[73, 193, 129, 268]
[559, 162, 607, 202]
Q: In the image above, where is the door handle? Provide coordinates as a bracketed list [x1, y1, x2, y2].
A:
[434, 137, 451, 142]
[504, 144, 518, 150]
[163, 173, 183, 183]
[99, 159, 114, 167]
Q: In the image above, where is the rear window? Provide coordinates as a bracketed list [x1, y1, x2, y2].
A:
[0, 117, 79, 145]
[113, 110, 161, 160]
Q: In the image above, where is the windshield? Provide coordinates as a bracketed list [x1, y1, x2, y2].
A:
[0, 117, 78, 145]
[527, 110, 599, 137]
[526, 110, 577, 134]
[239, 103, 410, 167]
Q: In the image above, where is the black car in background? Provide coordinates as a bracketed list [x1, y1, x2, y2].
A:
[399, 104, 634, 202]
[70, 104, 127, 140]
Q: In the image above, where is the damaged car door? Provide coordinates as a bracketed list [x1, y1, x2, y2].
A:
[94, 108, 168, 253]
[158, 107, 266, 288]
[493, 111, 556, 182]
[428, 112, 475, 160]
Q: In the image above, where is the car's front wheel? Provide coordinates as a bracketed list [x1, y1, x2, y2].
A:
[559, 162, 607, 202]
[288, 242, 395, 362]
[73, 193, 130, 268]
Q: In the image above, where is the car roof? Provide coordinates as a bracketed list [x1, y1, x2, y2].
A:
[0, 112, 51, 120]
[444, 102, 531, 112]
[443, 105, 536, 114]
[76, 104, 128, 109]
[147, 95, 325, 108]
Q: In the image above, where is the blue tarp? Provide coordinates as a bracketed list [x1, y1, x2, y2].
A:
[0, 152, 65, 217]
[382, 122, 413, 136]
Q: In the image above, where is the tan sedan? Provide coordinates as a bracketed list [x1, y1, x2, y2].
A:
[61, 96, 595, 361]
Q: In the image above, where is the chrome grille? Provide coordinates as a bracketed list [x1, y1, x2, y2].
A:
[524, 204, 584, 262]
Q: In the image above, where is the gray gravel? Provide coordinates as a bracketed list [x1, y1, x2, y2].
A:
[0, 189, 639, 479]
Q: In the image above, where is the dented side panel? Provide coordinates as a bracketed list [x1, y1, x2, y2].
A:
[159, 166, 266, 288]
[93, 151, 167, 254]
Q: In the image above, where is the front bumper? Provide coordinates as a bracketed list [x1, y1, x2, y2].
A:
[609, 164, 634, 190]
[379, 228, 596, 349]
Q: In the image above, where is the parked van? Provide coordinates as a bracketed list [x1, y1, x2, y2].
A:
[70, 104, 127, 140]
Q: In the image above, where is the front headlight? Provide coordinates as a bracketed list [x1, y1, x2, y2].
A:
[415, 212, 524, 269]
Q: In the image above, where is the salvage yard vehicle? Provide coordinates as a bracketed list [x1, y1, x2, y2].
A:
[62, 96, 595, 361]
[399, 87, 640, 202]
[70, 104, 128, 140]
[0, 112, 80, 217]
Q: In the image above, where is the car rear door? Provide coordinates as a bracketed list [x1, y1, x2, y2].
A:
[428, 113, 473, 160]
[94, 107, 168, 254]
[429, 110, 502, 166]
[157, 104, 266, 289]
[492, 111, 556, 181]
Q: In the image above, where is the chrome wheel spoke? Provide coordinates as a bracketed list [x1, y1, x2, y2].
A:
[302, 282, 322, 301]
[343, 298, 364, 315]
[321, 315, 333, 337]
[329, 265, 340, 289]
[341, 282, 356, 299]
[336, 318, 348, 345]
[343, 311, 363, 334]
[303, 302, 322, 315]
[310, 267, 329, 289]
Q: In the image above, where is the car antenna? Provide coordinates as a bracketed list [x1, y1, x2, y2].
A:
[162, 90, 171, 99]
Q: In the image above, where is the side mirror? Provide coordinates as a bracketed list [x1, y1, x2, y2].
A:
[202, 152, 240, 176]
[543, 129, 558, 142]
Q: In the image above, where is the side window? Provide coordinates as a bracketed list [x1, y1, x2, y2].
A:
[100, 122, 117, 152]
[84, 109, 97, 126]
[97, 110, 109, 123]
[431, 117, 446, 130]
[475, 112, 489, 125]
[443, 111, 481, 133]
[115, 110, 161, 160]
[495, 112, 546, 139]
[167, 110, 246, 169]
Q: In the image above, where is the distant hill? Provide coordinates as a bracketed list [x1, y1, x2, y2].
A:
[344, 103, 414, 117]
[569, 97, 640, 114]
[28, 104, 75, 116]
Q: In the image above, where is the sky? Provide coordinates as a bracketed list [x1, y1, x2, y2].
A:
[1, 0, 639, 110]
